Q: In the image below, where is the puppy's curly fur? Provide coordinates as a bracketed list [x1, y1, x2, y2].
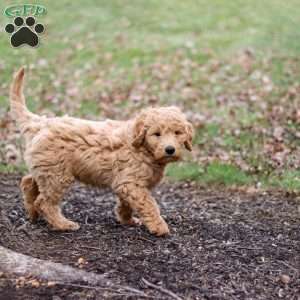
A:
[10, 68, 194, 236]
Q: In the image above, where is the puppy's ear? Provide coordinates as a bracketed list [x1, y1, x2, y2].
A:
[184, 121, 194, 151]
[132, 113, 147, 148]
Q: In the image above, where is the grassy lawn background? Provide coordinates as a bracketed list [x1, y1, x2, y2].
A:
[1, 0, 300, 190]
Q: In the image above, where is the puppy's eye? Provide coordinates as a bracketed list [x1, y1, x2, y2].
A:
[175, 131, 183, 135]
[154, 132, 161, 137]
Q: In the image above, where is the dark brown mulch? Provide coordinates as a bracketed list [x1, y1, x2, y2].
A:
[0, 174, 299, 300]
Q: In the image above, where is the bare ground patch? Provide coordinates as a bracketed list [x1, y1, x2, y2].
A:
[0, 174, 299, 299]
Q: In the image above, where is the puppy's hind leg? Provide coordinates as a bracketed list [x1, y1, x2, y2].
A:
[20, 174, 39, 222]
[34, 175, 80, 231]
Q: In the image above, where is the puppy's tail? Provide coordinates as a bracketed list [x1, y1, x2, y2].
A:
[10, 67, 33, 125]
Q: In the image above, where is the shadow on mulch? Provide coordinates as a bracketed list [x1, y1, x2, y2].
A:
[0, 174, 299, 299]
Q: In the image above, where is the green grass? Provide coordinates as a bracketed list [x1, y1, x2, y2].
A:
[166, 162, 204, 181]
[1, 0, 300, 77]
[204, 162, 252, 186]
[78, 100, 100, 117]
[194, 123, 220, 145]
[167, 162, 300, 191]
[167, 161, 252, 186]
[4, 160, 298, 191]
[1, 1, 300, 190]
[0, 163, 27, 174]
[269, 171, 300, 191]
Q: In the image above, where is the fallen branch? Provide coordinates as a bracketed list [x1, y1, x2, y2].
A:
[141, 278, 183, 300]
[0, 246, 108, 285]
[0, 246, 150, 297]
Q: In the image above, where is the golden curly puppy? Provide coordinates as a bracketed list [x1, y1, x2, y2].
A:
[10, 68, 193, 236]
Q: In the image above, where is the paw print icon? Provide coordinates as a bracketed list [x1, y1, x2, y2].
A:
[5, 16, 45, 48]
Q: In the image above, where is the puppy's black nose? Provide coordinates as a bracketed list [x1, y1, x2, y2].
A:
[165, 146, 175, 155]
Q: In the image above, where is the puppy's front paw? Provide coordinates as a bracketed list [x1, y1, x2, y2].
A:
[127, 217, 142, 226]
[53, 220, 80, 231]
[148, 218, 170, 236]
[66, 221, 80, 231]
[119, 217, 142, 226]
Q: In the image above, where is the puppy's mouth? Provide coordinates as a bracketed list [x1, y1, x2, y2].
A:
[158, 155, 180, 164]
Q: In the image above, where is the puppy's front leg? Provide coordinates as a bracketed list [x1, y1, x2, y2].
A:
[115, 198, 141, 226]
[116, 184, 169, 236]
